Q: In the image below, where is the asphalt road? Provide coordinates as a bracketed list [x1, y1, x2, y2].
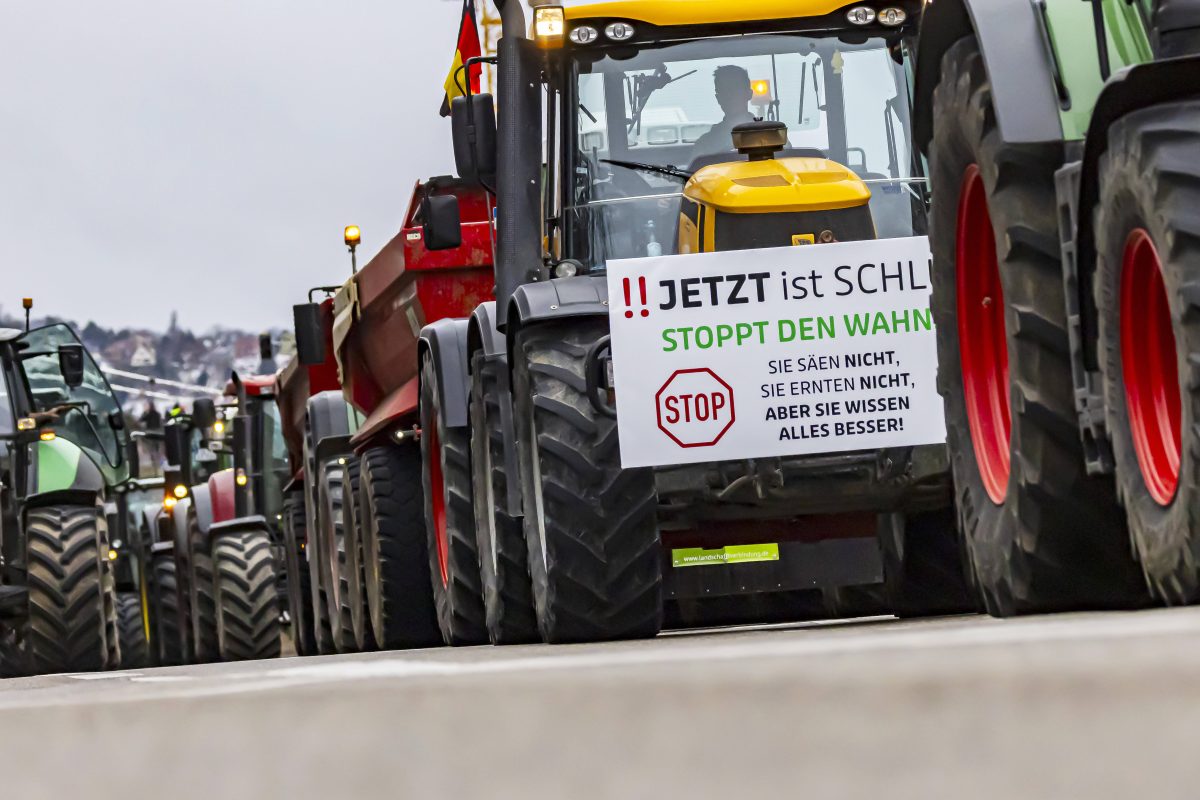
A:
[3, 609, 1200, 799]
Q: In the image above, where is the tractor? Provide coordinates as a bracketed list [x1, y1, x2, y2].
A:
[913, 0, 1200, 613]
[412, 0, 968, 644]
[0, 322, 128, 674]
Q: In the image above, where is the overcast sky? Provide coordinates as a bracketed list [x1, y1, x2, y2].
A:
[0, 0, 471, 332]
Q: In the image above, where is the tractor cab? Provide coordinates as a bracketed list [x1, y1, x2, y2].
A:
[557, 6, 925, 269]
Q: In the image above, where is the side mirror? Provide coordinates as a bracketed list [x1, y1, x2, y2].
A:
[108, 409, 126, 431]
[451, 93, 497, 184]
[58, 344, 85, 389]
[422, 194, 463, 251]
[259, 333, 274, 362]
[192, 398, 217, 430]
[293, 303, 327, 366]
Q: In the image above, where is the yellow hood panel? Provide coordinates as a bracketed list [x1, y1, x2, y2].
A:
[684, 157, 872, 214]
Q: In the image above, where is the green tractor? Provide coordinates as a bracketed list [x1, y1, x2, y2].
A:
[0, 322, 131, 674]
[914, 0, 1200, 612]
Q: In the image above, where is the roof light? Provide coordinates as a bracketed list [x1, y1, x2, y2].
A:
[534, 6, 565, 48]
[569, 25, 599, 45]
[752, 80, 771, 99]
[344, 225, 361, 248]
[604, 21, 635, 41]
[846, 6, 876, 24]
[878, 7, 907, 25]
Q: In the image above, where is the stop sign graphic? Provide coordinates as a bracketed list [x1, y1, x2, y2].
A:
[655, 368, 736, 448]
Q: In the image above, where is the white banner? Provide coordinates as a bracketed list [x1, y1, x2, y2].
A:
[606, 237, 947, 468]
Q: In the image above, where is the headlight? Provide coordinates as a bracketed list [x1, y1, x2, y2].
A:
[846, 6, 876, 24]
[569, 25, 599, 45]
[534, 6, 565, 48]
[604, 21, 636, 41]
[878, 7, 907, 25]
[173, 484, 188, 499]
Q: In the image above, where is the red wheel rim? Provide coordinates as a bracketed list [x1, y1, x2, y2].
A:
[956, 165, 1011, 505]
[1121, 229, 1181, 506]
[429, 417, 450, 586]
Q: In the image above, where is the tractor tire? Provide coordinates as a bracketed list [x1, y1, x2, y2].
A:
[187, 516, 219, 662]
[470, 350, 538, 645]
[212, 529, 282, 662]
[928, 36, 1145, 615]
[343, 460, 376, 652]
[420, 359, 488, 646]
[513, 319, 662, 643]
[318, 459, 355, 653]
[880, 509, 976, 618]
[359, 444, 442, 649]
[1095, 100, 1200, 603]
[117, 592, 149, 668]
[303, 426, 335, 655]
[24, 504, 111, 674]
[151, 552, 186, 666]
[102, 549, 120, 670]
[282, 495, 315, 656]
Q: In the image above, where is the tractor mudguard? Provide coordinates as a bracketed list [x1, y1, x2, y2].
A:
[206, 470, 237, 526]
[914, 0, 1064, 152]
[468, 301, 523, 518]
[23, 436, 106, 509]
[208, 515, 273, 541]
[468, 301, 505, 360]
[191, 482, 214, 535]
[508, 275, 610, 331]
[306, 390, 354, 448]
[419, 317, 472, 430]
[171, 497, 192, 559]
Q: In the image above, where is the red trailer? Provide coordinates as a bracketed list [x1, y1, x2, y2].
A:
[287, 176, 496, 653]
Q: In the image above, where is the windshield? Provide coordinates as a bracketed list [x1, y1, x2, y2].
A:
[18, 324, 125, 468]
[567, 33, 922, 270]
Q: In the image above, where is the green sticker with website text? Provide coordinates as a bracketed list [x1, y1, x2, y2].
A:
[671, 543, 780, 568]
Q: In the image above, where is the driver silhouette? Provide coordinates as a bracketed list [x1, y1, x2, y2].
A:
[692, 65, 755, 157]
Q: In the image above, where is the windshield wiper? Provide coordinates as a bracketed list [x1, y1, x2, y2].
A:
[601, 158, 693, 181]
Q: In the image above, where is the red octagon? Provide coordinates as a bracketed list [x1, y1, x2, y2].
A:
[655, 368, 736, 448]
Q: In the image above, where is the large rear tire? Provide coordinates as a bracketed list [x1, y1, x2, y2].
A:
[470, 350, 538, 645]
[187, 515, 219, 662]
[317, 460, 353, 653]
[24, 504, 112, 674]
[928, 36, 1145, 614]
[150, 552, 186, 666]
[213, 529, 282, 662]
[281, 495, 314, 655]
[1095, 100, 1200, 603]
[420, 359, 487, 646]
[116, 592, 150, 668]
[360, 444, 442, 649]
[344, 462, 376, 652]
[513, 319, 662, 643]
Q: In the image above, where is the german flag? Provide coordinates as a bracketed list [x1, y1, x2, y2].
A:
[440, 0, 483, 117]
